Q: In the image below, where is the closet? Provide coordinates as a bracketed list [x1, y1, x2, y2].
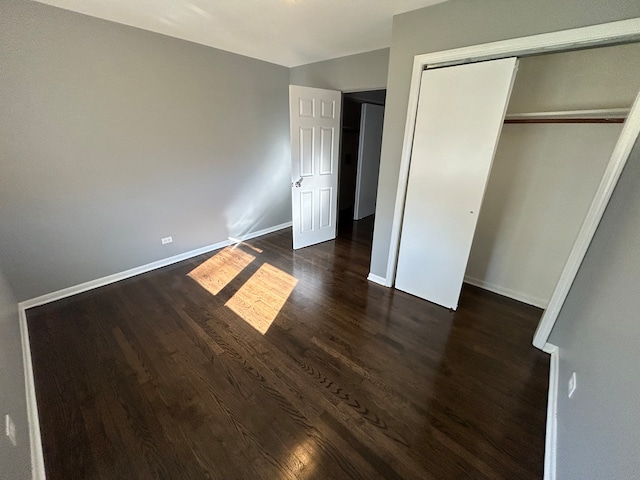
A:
[395, 43, 640, 310]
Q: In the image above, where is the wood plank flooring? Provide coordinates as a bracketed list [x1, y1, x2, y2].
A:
[27, 216, 550, 479]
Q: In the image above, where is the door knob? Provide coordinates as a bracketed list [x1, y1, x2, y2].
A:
[293, 177, 303, 188]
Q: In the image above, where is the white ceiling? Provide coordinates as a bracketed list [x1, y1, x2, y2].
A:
[33, 0, 449, 67]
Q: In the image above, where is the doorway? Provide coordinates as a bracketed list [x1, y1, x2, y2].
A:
[338, 90, 386, 243]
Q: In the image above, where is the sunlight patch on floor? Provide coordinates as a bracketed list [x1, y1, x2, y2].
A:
[225, 263, 298, 334]
[187, 246, 255, 296]
[289, 438, 317, 479]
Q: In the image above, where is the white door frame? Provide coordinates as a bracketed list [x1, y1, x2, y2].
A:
[383, 18, 640, 351]
[354, 102, 384, 221]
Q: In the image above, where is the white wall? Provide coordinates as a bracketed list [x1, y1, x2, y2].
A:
[465, 44, 640, 307]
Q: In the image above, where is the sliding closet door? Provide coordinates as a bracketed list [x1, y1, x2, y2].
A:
[395, 58, 518, 309]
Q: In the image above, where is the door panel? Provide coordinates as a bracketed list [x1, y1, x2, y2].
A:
[290, 85, 342, 249]
[319, 188, 332, 228]
[319, 128, 334, 175]
[395, 58, 519, 309]
[299, 127, 314, 176]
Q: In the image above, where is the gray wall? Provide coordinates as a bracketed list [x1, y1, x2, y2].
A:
[0, 268, 30, 479]
[370, 0, 640, 279]
[548, 138, 640, 479]
[0, 1, 291, 301]
[290, 48, 389, 92]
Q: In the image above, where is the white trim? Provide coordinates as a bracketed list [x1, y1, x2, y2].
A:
[367, 273, 388, 286]
[20, 222, 292, 310]
[341, 87, 387, 94]
[19, 307, 46, 480]
[542, 342, 557, 355]
[505, 107, 629, 121]
[353, 105, 367, 221]
[533, 90, 640, 348]
[385, 53, 428, 287]
[385, 18, 640, 350]
[15, 220, 292, 478]
[20, 240, 227, 310]
[544, 343, 559, 480]
[463, 276, 547, 309]
[421, 19, 640, 70]
[229, 221, 292, 244]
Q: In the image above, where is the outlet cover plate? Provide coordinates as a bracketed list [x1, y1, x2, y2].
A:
[5, 414, 17, 446]
[568, 372, 577, 398]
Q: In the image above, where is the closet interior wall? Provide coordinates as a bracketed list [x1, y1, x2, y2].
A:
[465, 42, 640, 308]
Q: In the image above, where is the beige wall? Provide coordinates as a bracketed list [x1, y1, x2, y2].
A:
[465, 44, 640, 306]
[507, 43, 640, 113]
[466, 123, 622, 306]
[369, 0, 640, 279]
[0, 1, 291, 301]
[290, 48, 389, 92]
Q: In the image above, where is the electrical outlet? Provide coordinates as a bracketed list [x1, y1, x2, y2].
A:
[5, 414, 17, 446]
[568, 372, 577, 398]
[161, 236, 173, 245]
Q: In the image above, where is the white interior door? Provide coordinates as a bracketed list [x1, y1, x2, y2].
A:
[289, 85, 342, 249]
[395, 58, 519, 309]
[354, 103, 384, 220]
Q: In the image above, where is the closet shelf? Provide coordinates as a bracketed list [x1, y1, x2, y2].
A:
[504, 107, 629, 124]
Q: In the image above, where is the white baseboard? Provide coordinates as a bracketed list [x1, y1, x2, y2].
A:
[16, 221, 292, 479]
[463, 275, 548, 309]
[367, 273, 389, 287]
[544, 343, 559, 480]
[19, 239, 228, 310]
[19, 307, 46, 480]
[229, 221, 292, 244]
[20, 222, 292, 311]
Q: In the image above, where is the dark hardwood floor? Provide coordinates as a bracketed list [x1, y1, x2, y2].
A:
[27, 216, 550, 479]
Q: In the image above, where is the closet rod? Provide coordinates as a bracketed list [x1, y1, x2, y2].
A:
[504, 107, 628, 124]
